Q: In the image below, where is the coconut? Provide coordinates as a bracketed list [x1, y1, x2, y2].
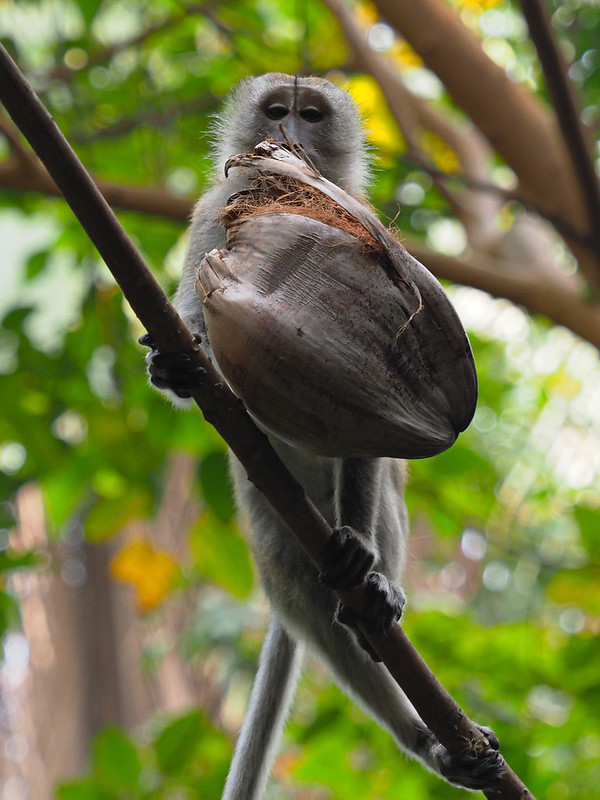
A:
[195, 142, 477, 459]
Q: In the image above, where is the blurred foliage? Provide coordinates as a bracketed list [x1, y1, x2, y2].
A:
[56, 714, 231, 800]
[0, 0, 599, 799]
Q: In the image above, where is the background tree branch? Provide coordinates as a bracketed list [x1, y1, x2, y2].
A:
[3, 104, 598, 350]
[369, 0, 600, 289]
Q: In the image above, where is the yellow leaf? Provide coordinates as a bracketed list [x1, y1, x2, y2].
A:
[390, 39, 423, 71]
[355, 2, 379, 27]
[344, 75, 404, 155]
[110, 539, 180, 611]
[421, 130, 460, 173]
[452, 0, 502, 9]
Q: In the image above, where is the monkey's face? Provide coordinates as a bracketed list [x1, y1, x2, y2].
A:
[256, 83, 333, 168]
[219, 73, 369, 196]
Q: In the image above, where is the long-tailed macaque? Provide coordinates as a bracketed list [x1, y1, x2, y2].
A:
[142, 73, 504, 800]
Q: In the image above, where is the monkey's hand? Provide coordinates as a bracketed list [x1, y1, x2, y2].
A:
[318, 527, 405, 661]
[430, 723, 506, 791]
[139, 333, 205, 399]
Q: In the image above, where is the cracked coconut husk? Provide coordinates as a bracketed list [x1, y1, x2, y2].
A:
[221, 173, 382, 255]
[196, 142, 478, 460]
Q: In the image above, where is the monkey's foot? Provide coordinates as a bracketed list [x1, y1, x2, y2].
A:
[317, 528, 405, 660]
[139, 333, 205, 398]
[432, 724, 506, 790]
[318, 526, 376, 590]
[339, 571, 406, 635]
[333, 572, 405, 660]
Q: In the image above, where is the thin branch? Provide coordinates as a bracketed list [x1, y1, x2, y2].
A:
[0, 43, 534, 800]
[0, 146, 194, 221]
[519, 0, 600, 260]
[405, 157, 598, 254]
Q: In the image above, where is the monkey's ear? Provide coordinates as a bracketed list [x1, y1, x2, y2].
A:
[197, 144, 477, 460]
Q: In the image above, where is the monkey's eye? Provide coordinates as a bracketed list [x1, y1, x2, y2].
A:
[300, 106, 323, 123]
[266, 103, 289, 120]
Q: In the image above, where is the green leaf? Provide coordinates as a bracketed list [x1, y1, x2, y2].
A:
[0, 589, 19, 637]
[42, 461, 93, 531]
[190, 510, 253, 598]
[76, 0, 102, 25]
[575, 506, 600, 559]
[1, 307, 33, 331]
[199, 451, 236, 522]
[92, 726, 142, 792]
[24, 250, 48, 280]
[0, 549, 39, 573]
[85, 489, 153, 542]
[56, 780, 110, 800]
[547, 565, 600, 615]
[154, 711, 208, 776]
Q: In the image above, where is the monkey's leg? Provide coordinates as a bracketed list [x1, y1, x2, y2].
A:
[319, 459, 406, 659]
[222, 614, 305, 800]
[319, 526, 405, 660]
[310, 619, 504, 791]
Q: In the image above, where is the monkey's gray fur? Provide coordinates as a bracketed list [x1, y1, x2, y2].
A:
[146, 73, 504, 799]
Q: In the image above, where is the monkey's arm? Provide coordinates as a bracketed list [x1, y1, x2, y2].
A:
[172, 187, 226, 343]
[141, 179, 246, 401]
[319, 458, 406, 659]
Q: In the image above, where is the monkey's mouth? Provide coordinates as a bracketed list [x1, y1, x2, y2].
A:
[265, 124, 324, 176]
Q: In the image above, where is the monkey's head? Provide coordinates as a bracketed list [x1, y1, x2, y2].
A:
[214, 73, 370, 196]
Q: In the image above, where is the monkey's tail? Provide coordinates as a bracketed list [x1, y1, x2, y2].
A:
[221, 614, 304, 800]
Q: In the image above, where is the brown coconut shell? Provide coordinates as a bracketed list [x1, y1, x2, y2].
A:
[195, 142, 477, 459]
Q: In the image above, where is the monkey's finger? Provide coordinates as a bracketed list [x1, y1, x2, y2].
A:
[351, 572, 406, 635]
[138, 332, 156, 349]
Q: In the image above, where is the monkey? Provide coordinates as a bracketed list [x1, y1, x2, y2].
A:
[142, 73, 505, 799]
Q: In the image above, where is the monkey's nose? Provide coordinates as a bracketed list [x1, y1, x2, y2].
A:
[272, 119, 319, 170]
[274, 116, 306, 147]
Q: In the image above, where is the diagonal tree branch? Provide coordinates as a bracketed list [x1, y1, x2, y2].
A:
[0, 42, 534, 800]
[519, 0, 600, 258]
